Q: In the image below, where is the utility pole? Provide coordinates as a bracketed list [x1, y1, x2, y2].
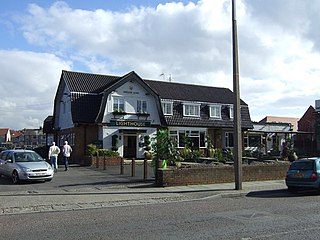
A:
[232, 0, 242, 190]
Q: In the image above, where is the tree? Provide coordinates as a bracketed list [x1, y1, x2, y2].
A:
[152, 128, 178, 165]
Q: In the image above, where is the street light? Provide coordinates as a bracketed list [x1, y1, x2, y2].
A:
[232, 0, 243, 190]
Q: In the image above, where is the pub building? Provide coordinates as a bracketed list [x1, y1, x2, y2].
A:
[44, 70, 253, 164]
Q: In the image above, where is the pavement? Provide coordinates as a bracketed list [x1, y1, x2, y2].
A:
[0, 164, 287, 216]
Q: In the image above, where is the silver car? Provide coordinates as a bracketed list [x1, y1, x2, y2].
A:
[0, 149, 54, 184]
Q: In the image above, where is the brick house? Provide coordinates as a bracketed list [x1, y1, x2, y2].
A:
[296, 105, 317, 155]
[44, 70, 253, 164]
[0, 128, 11, 147]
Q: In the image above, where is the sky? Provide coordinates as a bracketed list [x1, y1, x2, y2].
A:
[1, 0, 320, 130]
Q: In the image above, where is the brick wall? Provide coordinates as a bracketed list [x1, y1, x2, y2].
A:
[90, 156, 123, 169]
[73, 125, 99, 160]
[157, 162, 290, 187]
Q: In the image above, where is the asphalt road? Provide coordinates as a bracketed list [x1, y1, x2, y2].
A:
[2, 165, 320, 239]
[1, 187, 320, 240]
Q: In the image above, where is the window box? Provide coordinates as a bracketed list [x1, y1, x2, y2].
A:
[136, 112, 150, 116]
[136, 112, 150, 119]
[112, 111, 127, 117]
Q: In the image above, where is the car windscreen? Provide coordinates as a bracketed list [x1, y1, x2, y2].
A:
[289, 161, 314, 171]
[14, 152, 44, 162]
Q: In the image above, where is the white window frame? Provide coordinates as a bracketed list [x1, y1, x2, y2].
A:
[162, 102, 173, 115]
[229, 105, 234, 119]
[183, 103, 200, 117]
[210, 104, 221, 119]
[113, 97, 125, 112]
[137, 100, 147, 113]
[170, 130, 206, 148]
[225, 132, 234, 148]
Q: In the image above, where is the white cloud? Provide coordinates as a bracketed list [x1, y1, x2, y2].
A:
[1, 0, 320, 129]
[0, 50, 71, 129]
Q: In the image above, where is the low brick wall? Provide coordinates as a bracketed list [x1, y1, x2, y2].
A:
[156, 162, 290, 187]
[90, 156, 123, 169]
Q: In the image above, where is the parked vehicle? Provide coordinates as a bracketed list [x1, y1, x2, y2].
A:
[0, 149, 54, 184]
[285, 157, 320, 193]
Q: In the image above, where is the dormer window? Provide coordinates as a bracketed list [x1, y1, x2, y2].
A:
[183, 103, 200, 117]
[210, 105, 221, 119]
[161, 101, 173, 115]
[113, 97, 125, 112]
[137, 100, 147, 113]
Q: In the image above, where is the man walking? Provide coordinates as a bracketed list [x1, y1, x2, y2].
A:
[48, 142, 60, 172]
[62, 141, 72, 171]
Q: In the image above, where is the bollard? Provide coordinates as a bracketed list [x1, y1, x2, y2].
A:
[120, 158, 124, 174]
[103, 155, 106, 170]
[143, 159, 148, 180]
[131, 158, 135, 177]
[95, 155, 99, 168]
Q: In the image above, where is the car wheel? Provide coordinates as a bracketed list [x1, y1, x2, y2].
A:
[12, 171, 19, 184]
[288, 186, 298, 193]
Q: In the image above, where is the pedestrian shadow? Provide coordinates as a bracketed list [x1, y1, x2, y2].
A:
[58, 178, 155, 188]
[58, 181, 234, 194]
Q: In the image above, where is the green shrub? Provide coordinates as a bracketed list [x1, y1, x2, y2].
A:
[100, 149, 119, 157]
[87, 144, 99, 156]
[192, 150, 204, 161]
[179, 147, 192, 160]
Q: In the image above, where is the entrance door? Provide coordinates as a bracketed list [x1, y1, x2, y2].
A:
[124, 135, 137, 158]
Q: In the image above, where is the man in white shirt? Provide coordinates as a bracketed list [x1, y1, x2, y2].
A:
[48, 142, 60, 172]
[62, 141, 72, 171]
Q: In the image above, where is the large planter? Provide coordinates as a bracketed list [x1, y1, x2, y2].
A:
[156, 162, 290, 187]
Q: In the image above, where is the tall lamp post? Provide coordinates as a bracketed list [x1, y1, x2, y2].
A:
[232, 0, 242, 190]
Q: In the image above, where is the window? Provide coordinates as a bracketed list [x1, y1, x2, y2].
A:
[183, 104, 200, 117]
[225, 132, 234, 148]
[289, 161, 314, 171]
[162, 102, 173, 115]
[170, 130, 206, 149]
[169, 131, 178, 146]
[137, 100, 147, 113]
[113, 97, 125, 112]
[229, 105, 234, 119]
[210, 105, 221, 118]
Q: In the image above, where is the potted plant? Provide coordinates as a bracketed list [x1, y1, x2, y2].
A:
[111, 135, 119, 152]
[143, 135, 153, 160]
[112, 110, 127, 118]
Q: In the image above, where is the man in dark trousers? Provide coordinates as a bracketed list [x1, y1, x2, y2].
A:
[62, 141, 72, 171]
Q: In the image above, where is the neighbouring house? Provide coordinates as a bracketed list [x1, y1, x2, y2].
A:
[20, 128, 47, 148]
[11, 130, 24, 147]
[295, 105, 316, 155]
[0, 128, 11, 148]
[10, 128, 47, 149]
[258, 116, 299, 131]
[246, 111, 317, 157]
[43, 70, 253, 164]
[245, 121, 297, 156]
[315, 100, 320, 153]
